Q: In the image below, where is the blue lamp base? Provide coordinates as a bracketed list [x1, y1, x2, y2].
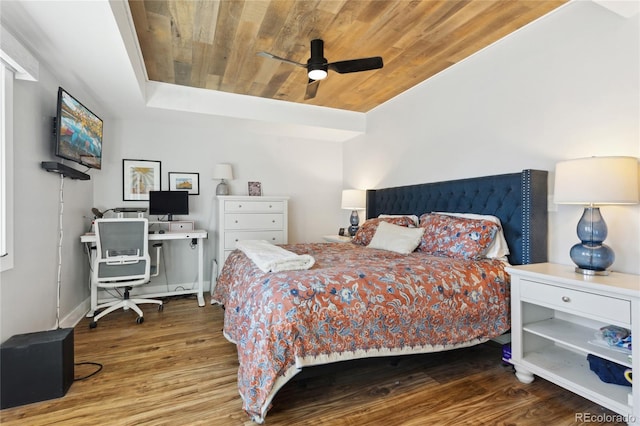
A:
[570, 207, 614, 276]
[348, 210, 360, 237]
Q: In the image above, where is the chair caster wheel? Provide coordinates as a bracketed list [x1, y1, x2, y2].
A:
[136, 316, 144, 324]
[89, 321, 97, 329]
[158, 305, 164, 312]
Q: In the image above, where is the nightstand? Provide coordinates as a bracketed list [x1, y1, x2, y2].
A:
[507, 263, 639, 424]
[323, 235, 352, 243]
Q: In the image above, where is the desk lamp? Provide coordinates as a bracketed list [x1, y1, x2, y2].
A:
[341, 189, 366, 237]
[213, 163, 233, 196]
[91, 207, 113, 218]
[554, 156, 639, 275]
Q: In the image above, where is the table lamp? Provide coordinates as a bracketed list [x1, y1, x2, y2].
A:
[213, 163, 233, 196]
[341, 189, 366, 236]
[554, 156, 639, 275]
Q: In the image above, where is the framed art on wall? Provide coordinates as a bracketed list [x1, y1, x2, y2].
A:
[122, 159, 161, 201]
[169, 172, 199, 195]
[248, 181, 262, 196]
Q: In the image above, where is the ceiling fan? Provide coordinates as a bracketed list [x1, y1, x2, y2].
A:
[257, 39, 383, 100]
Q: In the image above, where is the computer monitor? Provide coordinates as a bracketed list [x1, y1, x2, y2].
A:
[148, 191, 189, 221]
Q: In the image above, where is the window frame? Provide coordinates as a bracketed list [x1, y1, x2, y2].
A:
[0, 62, 14, 271]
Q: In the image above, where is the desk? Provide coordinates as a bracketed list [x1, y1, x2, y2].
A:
[81, 230, 208, 314]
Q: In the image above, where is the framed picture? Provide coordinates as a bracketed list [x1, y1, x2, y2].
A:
[169, 172, 199, 195]
[122, 159, 161, 201]
[248, 181, 262, 196]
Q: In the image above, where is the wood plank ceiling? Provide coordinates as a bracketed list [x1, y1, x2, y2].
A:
[128, 0, 567, 113]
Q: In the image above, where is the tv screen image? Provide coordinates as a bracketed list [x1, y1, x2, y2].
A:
[55, 87, 103, 170]
[148, 191, 189, 221]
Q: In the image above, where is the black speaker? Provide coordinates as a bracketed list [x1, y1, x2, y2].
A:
[0, 328, 74, 409]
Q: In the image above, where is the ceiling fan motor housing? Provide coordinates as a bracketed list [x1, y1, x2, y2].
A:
[307, 39, 328, 78]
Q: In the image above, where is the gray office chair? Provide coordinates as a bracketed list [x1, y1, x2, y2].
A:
[90, 218, 163, 328]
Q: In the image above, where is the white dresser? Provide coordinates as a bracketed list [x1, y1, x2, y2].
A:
[507, 263, 638, 424]
[216, 195, 289, 273]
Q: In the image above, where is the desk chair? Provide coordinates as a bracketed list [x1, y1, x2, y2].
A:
[90, 218, 163, 328]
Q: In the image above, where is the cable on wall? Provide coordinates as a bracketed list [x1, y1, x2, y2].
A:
[55, 173, 64, 329]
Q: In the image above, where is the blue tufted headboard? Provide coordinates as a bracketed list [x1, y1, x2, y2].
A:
[366, 169, 548, 265]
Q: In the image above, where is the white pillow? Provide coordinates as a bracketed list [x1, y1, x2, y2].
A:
[433, 212, 510, 260]
[368, 221, 424, 254]
[378, 214, 419, 227]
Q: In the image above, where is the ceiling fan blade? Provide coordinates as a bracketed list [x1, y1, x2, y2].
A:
[304, 79, 321, 100]
[328, 57, 383, 74]
[256, 51, 306, 68]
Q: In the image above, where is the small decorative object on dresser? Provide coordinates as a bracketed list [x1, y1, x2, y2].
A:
[248, 181, 262, 196]
[508, 262, 639, 424]
[553, 156, 639, 276]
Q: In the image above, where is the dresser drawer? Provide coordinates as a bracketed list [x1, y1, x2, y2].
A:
[224, 200, 284, 213]
[520, 279, 631, 324]
[224, 231, 285, 249]
[225, 213, 283, 230]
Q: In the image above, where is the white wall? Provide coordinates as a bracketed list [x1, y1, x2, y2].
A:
[345, 1, 640, 274]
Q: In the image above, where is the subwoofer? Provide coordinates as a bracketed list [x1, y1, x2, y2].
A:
[0, 328, 74, 409]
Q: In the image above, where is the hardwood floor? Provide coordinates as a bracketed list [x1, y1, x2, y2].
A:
[0, 295, 626, 425]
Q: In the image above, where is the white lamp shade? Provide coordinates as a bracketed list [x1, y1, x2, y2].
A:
[554, 156, 639, 205]
[341, 189, 366, 210]
[213, 163, 233, 180]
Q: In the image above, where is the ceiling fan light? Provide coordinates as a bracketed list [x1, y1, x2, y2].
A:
[308, 68, 327, 80]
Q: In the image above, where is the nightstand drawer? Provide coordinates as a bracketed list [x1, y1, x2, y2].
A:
[520, 279, 630, 324]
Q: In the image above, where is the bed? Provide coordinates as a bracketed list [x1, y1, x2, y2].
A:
[212, 169, 548, 423]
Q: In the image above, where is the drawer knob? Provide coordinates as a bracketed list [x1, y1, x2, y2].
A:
[561, 296, 571, 303]
[272, 220, 275, 223]
[235, 220, 238, 223]
[269, 205, 272, 208]
[272, 237, 276, 241]
[238, 204, 242, 208]
[235, 239, 239, 242]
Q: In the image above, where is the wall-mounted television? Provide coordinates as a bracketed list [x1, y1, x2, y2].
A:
[54, 87, 103, 170]
[149, 191, 189, 221]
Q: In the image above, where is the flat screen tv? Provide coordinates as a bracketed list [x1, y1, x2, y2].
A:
[149, 191, 189, 221]
[54, 87, 103, 170]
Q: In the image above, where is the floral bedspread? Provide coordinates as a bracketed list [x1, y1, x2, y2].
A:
[212, 242, 510, 423]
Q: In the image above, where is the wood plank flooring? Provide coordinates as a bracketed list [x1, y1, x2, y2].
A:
[0, 295, 626, 425]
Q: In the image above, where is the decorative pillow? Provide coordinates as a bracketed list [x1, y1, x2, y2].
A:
[433, 212, 510, 259]
[417, 213, 499, 260]
[352, 216, 417, 246]
[367, 221, 424, 254]
[378, 214, 420, 227]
